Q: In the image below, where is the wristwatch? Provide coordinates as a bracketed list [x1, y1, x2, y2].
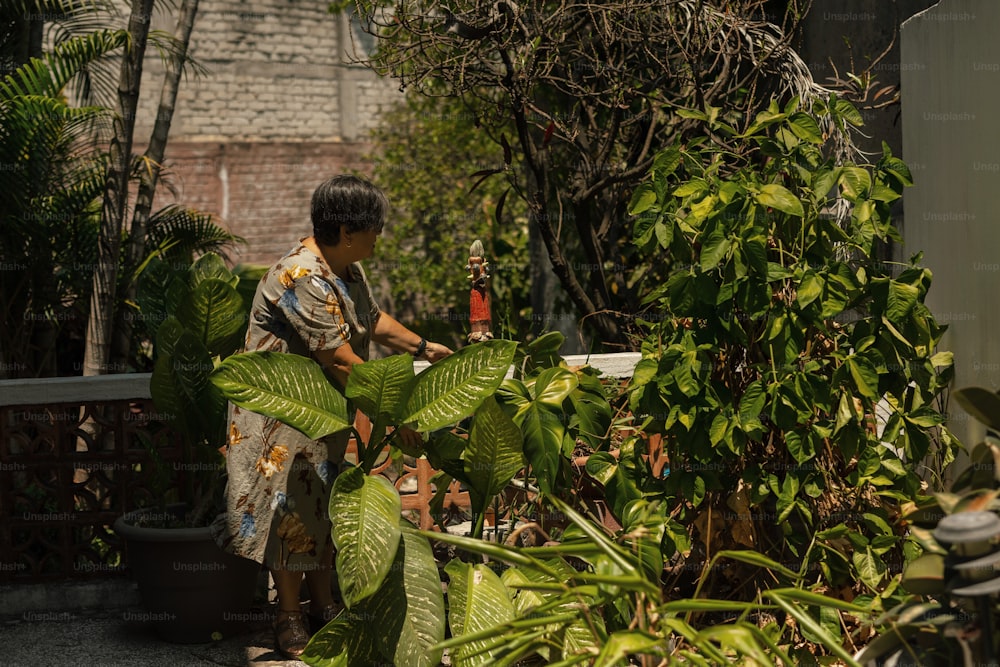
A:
[415, 338, 427, 359]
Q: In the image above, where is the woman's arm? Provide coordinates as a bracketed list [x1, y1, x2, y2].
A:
[313, 344, 365, 389]
[371, 312, 452, 362]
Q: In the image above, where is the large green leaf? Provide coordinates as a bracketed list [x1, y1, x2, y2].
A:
[444, 559, 516, 666]
[853, 546, 887, 593]
[403, 339, 517, 431]
[585, 452, 642, 520]
[345, 353, 415, 440]
[330, 468, 402, 607]
[521, 402, 565, 495]
[568, 372, 613, 448]
[531, 367, 578, 407]
[153, 315, 186, 359]
[177, 277, 246, 357]
[465, 396, 524, 514]
[952, 387, 1000, 432]
[594, 630, 664, 666]
[210, 351, 351, 439]
[488, 562, 604, 663]
[150, 332, 223, 443]
[846, 356, 879, 399]
[755, 183, 804, 217]
[366, 525, 446, 667]
[886, 280, 920, 321]
[189, 252, 239, 289]
[699, 229, 730, 271]
[300, 614, 381, 667]
[695, 625, 771, 665]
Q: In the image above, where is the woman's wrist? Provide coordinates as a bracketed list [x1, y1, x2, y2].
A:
[414, 337, 427, 359]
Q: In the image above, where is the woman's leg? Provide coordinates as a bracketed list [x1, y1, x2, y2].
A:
[304, 542, 336, 612]
[272, 568, 305, 612]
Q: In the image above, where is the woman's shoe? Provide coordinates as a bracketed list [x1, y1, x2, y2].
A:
[274, 609, 310, 658]
[307, 602, 341, 631]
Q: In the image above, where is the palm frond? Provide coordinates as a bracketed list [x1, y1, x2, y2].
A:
[145, 205, 247, 267]
[0, 29, 129, 100]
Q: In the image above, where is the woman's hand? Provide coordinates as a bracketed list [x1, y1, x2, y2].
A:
[394, 426, 425, 456]
[423, 341, 453, 363]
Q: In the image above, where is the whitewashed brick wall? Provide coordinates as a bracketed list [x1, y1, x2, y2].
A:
[131, 0, 402, 142]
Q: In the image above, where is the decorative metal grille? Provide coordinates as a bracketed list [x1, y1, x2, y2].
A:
[0, 397, 472, 583]
[0, 399, 184, 582]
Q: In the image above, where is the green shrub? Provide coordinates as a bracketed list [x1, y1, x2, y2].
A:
[626, 97, 957, 633]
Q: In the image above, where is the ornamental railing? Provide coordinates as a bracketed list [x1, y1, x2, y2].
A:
[0, 353, 640, 583]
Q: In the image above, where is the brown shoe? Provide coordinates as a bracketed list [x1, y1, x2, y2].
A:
[274, 609, 310, 658]
[308, 602, 342, 631]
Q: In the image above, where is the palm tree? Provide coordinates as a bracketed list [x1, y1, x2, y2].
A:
[0, 3, 243, 377]
[0, 25, 126, 377]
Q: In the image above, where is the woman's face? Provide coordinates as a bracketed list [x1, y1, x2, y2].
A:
[345, 229, 381, 260]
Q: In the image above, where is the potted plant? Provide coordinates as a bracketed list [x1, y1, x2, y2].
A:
[113, 252, 261, 643]
[209, 338, 523, 664]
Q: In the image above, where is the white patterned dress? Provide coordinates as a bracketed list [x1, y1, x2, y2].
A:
[212, 242, 379, 570]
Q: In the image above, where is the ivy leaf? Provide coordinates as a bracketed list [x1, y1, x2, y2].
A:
[812, 167, 842, 200]
[853, 547, 887, 592]
[629, 183, 658, 215]
[700, 230, 730, 270]
[886, 280, 920, 321]
[709, 412, 730, 446]
[755, 184, 804, 217]
[785, 430, 815, 463]
[674, 179, 708, 198]
[796, 271, 823, 309]
[682, 473, 707, 507]
[787, 112, 823, 144]
[835, 98, 865, 126]
[633, 211, 659, 247]
[847, 356, 879, 399]
[654, 218, 673, 249]
[674, 351, 703, 397]
[743, 239, 768, 276]
[839, 167, 871, 200]
[652, 146, 682, 179]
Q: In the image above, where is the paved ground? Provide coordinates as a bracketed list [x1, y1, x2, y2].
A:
[0, 603, 305, 667]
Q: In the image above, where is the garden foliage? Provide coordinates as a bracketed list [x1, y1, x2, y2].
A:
[625, 96, 957, 634]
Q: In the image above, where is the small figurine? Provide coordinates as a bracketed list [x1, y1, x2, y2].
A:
[466, 239, 493, 343]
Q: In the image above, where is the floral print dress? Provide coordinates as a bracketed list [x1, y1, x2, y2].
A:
[211, 242, 379, 570]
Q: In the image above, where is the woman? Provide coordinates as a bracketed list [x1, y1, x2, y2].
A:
[212, 174, 452, 658]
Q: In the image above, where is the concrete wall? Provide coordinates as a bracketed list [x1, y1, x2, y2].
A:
[129, 0, 403, 265]
[901, 0, 1000, 446]
[800, 0, 937, 160]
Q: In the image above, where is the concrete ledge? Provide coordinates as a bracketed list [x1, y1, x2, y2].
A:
[0, 579, 141, 620]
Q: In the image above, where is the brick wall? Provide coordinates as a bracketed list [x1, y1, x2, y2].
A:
[129, 0, 403, 265]
[144, 141, 371, 266]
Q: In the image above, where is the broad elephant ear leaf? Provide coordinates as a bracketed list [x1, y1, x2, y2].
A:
[402, 339, 517, 432]
[366, 525, 446, 667]
[345, 353, 415, 440]
[151, 331, 223, 443]
[175, 277, 245, 357]
[330, 467, 402, 608]
[444, 559, 516, 666]
[464, 396, 524, 516]
[210, 351, 351, 439]
[531, 367, 578, 407]
[300, 613, 381, 666]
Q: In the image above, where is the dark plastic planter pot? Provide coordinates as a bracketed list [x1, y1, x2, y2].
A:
[113, 506, 261, 644]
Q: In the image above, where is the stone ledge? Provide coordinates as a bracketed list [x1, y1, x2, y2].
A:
[0, 578, 141, 620]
